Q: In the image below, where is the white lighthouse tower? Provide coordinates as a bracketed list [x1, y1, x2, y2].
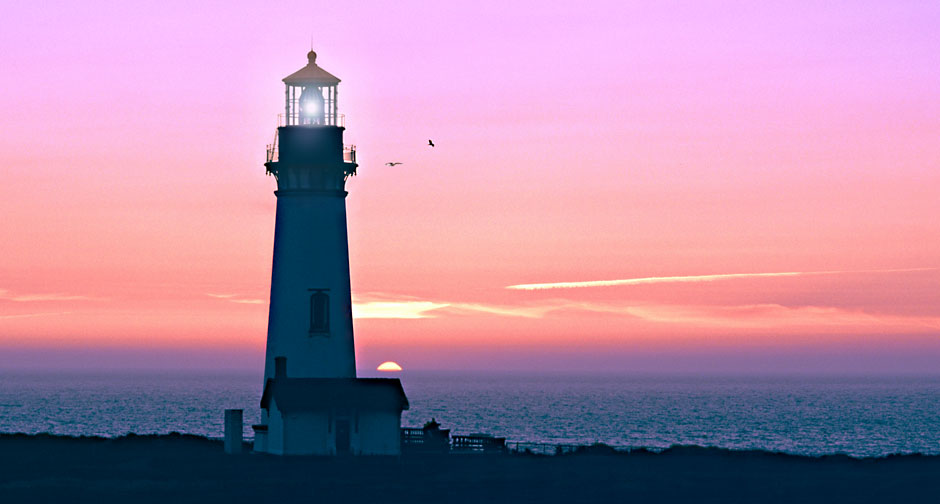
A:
[253, 51, 408, 456]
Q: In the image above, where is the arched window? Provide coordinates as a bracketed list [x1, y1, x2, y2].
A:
[309, 289, 329, 335]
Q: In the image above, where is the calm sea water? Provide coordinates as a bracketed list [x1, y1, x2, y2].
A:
[1, 372, 938, 457]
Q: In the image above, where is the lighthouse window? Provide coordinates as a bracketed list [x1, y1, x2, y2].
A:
[309, 290, 330, 335]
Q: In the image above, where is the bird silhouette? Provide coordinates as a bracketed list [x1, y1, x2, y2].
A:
[385, 162, 403, 166]
[428, 139, 435, 147]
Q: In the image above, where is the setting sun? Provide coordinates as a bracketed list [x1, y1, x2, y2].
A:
[376, 361, 403, 372]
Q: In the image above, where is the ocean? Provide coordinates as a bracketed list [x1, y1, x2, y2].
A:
[1, 371, 938, 458]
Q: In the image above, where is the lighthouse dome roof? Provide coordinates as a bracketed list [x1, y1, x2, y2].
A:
[282, 50, 341, 86]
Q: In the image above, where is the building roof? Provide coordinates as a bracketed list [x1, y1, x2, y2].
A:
[260, 377, 409, 413]
[282, 51, 341, 87]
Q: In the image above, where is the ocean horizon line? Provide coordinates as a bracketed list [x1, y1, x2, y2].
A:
[3, 367, 940, 377]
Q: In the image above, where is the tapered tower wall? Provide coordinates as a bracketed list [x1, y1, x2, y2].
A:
[262, 125, 357, 381]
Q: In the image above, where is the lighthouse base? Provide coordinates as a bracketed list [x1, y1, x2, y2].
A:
[256, 372, 409, 456]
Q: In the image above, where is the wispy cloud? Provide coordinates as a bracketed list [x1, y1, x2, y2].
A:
[0, 311, 73, 320]
[353, 301, 449, 319]
[346, 292, 940, 331]
[350, 293, 559, 319]
[0, 289, 102, 302]
[438, 303, 556, 319]
[205, 293, 265, 305]
[614, 303, 940, 330]
[505, 268, 936, 291]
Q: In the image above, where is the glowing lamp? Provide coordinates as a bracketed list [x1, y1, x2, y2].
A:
[300, 86, 324, 120]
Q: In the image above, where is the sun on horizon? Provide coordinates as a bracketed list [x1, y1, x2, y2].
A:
[376, 361, 403, 372]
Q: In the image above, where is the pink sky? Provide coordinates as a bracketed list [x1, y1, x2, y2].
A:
[1, 1, 938, 373]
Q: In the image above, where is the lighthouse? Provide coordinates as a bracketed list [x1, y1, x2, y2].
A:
[262, 50, 357, 382]
[252, 51, 408, 456]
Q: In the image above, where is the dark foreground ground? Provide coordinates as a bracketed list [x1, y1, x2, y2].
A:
[1, 433, 938, 503]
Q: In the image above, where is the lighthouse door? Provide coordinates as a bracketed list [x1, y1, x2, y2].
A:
[335, 419, 351, 455]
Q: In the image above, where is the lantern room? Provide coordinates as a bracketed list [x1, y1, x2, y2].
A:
[283, 51, 341, 126]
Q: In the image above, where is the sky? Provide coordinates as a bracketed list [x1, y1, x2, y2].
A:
[1, 1, 938, 373]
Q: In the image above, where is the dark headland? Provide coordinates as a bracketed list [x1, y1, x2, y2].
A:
[2, 433, 938, 503]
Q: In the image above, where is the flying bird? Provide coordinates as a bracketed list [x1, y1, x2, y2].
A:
[428, 139, 435, 147]
[384, 162, 403, 166]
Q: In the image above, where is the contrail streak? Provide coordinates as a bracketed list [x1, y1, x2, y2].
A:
[505, 268, 935, 291]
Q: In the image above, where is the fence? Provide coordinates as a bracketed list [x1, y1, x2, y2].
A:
[401, 427, 450, 454]
[452, 434, 507, 454]
[508, 442, 649, 456]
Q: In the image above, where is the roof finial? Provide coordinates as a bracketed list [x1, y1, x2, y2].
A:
[307, 50, 317, 65]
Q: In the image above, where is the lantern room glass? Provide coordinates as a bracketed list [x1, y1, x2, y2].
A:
[285, 84, 338, 126]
